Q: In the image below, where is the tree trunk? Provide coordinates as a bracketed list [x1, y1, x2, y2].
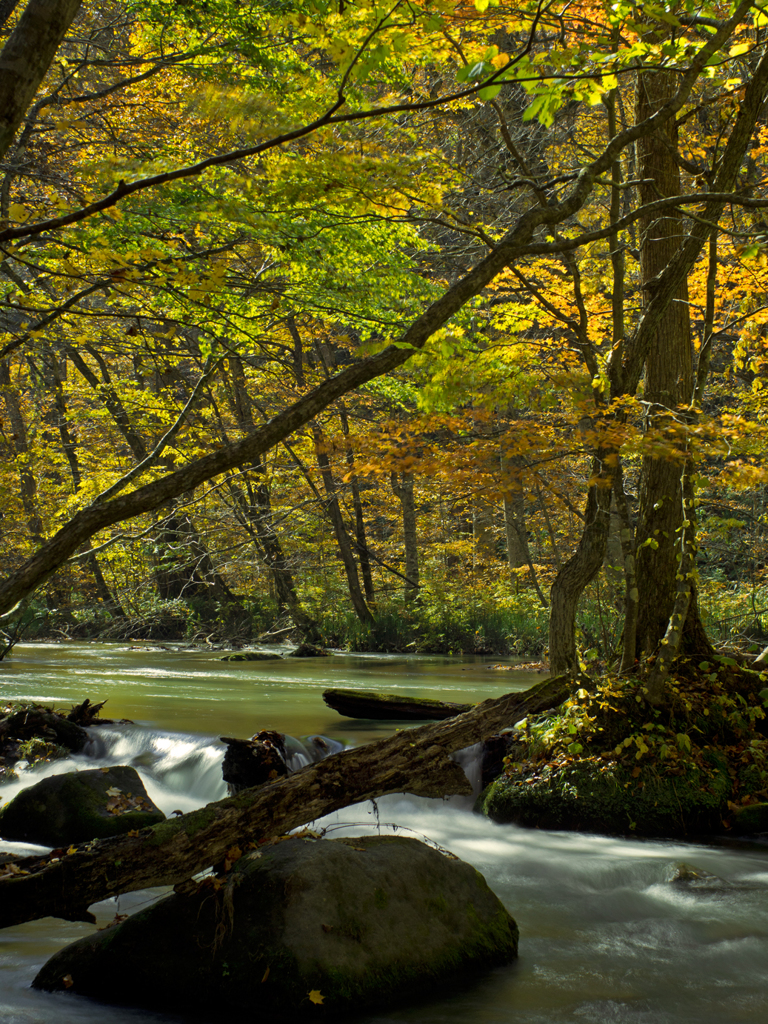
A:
[548, 457, 613, 676]
[0, 359, 44, 543]
[0, 675, 572, 929]
[390, 471, 419, 601]
[0, 0, 83, 160]
[633, 66, 695, 661]
[312, 423, 374, 625]
[225, 356, 318, 637]
[337, 403, 375, 603]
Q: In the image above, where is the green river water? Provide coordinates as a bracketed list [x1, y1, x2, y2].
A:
[1, 642, 768, 1024]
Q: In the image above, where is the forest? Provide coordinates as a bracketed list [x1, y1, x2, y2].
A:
[2, 0, 768, 683]
[6, 5, 768, 1019]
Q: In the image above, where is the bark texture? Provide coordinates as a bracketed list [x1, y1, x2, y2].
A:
[0, 0, 82, 160]
[633, 65, 694, 659]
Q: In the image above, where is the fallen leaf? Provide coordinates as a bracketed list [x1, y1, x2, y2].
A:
[308, 989, 324, 1005]
[106, 787, 122, 797]
[62, 974, 74, 988]
[261, 966, 270, 983]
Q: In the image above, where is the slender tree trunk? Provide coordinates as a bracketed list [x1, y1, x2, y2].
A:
[48, 352, 125, 616]
[338, 403, 374, 603]
[548, 456, 613, 676]
[225, 356, 318, 636]
[390, 471, 419, 601]
[500, 456, 547, 607]
[0, 360, 43, 543]
[312, 423, 374, 625]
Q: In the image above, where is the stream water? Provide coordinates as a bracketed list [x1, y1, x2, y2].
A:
[2, 643, 768, 1024]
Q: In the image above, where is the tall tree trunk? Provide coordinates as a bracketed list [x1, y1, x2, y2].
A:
[0, 360, 43, 544]
[338, 403, 375, 603]
[500, 456, 547, 608]
[48, 351, 125, 616]
[312, 423, 374, 625]
[633, 65, 699, 661]
[225, 356, 318, 636]
[390, 471, 419, 602]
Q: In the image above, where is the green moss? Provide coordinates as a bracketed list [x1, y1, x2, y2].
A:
[373, 888, 389, 909]
[478, 756, 731, 837]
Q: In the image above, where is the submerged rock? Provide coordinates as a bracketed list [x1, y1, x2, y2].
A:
[33, 835, 518, 1016]
[287, 642, 329, 657]
[477, 752, 732, 838]
[0, 766, 165, 846]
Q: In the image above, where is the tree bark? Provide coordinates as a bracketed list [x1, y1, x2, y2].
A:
[0, 675, 572, 929]
[312, 423, 374, 625]
[0, 0, 82, 160]
[548, 457, 613, 676]
[390, 471, 420, 601]
[633, 65, 694, 659]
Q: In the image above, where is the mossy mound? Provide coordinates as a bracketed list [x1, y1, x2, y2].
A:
[0, 766, 165, 847]
[478, 751, 731, 837]
[33, 835, 518, 1017]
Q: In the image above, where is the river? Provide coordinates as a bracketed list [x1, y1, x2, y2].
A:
[1, 643, 768, 1024]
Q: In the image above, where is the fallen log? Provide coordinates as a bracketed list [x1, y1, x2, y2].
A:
[0, 674, 571, 930]
[323, 687, 474, 720]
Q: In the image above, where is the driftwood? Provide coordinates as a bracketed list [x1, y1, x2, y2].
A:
[0, 675, 571, 930]
[323, 687, 474, 721]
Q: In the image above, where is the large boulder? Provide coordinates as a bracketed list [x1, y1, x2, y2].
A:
[33, 835, 518, 1016]
[0, 766, 165, 847]
[478, 750, 732, 838]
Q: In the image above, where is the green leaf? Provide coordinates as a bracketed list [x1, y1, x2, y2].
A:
[478, 84, 502, 101]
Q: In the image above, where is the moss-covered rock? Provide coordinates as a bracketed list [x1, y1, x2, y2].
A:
[477, 751, 732, 838]
[33, 835, 518, 1016]
[730, 801, 768, 833]
[0, 766, 165, 846]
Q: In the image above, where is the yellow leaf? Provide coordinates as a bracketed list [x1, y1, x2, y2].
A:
[261, 966, 270, 983]
[308, 989, 324, 1005]
[8, 203, 28, 223]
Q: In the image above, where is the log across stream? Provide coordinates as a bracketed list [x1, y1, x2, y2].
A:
[1, 643, 768, 1024]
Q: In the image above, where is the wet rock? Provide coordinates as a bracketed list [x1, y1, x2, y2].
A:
[287, 642, 329, 657]
[33, 835, 518, 1016]
[0, 706, 88, 758]
[221, 730, 289, 793]
[670, 862, 726, 887]
[0, 766, 165, 847]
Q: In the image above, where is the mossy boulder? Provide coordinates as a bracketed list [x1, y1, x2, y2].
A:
[33, 834, 518, 1016]
[477, 751, 732, 838]
[730, 802, 768, 833]
[0, 766, 165, 847]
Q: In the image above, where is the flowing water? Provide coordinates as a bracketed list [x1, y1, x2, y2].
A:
[1, 643, 768, 1024]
